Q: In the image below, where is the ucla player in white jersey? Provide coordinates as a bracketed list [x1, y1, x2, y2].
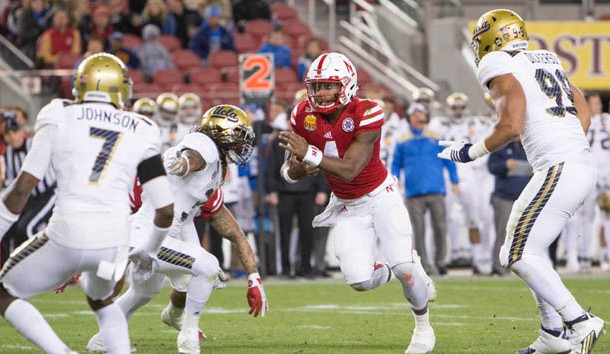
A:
[178, 93, 203, 133]
[0, 53, 173, 354]
[156, 93, 190, 151]
[439, 9, 604, 354]
[87, 104, 267, 354]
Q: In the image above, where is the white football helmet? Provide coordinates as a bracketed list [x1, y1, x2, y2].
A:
[305, 52, 358, 113]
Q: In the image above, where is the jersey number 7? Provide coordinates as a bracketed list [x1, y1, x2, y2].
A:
[88, 127, 122, 184]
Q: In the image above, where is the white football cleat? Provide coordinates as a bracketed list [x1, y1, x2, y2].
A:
[86, 332, 136, 352]
[161, 305, 207, 341]
[568, 313, 606, 354]
[405, 325, 435, 354]
[177, 328, 200, 354]
[514, 329, 571, 354]
[413, 250, 436, 302]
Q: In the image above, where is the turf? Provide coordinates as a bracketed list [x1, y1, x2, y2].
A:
[1, 274, 609, 353]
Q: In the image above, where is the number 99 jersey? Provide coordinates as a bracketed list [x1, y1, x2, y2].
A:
[477, 50, 590, 170]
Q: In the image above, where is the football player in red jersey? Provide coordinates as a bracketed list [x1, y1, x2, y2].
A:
[279, 52, 436, 354]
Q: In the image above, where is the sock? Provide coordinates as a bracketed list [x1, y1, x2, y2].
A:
[185, 273, 214, 317]
[412, 310, 431, 329]
[510, 254, 585, 322]
[182, 312, 200, 332]
[351, 262, 391, 291]
[95, 303, 130, 354]
[4, 299, 70, 353]
[392, 262, 428, 310]
[472, 243, 483, 268]
[530, 289, 563, 332]
[116, 287, 155, 320]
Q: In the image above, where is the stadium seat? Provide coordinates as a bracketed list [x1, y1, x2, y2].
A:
[271, 3, 298, 21]
[54, 52, 81, 69]
[245, 19, 274, 40]
[275, 82, 304, 103]
[172, 83, 205, 95]
[172, 49, 202, 71]
[159, 35, 181, 53]
[234, 32, 258, 54]
[282, 20, 311, 38]
[152, 69, 184, 90]
[129, 69, 144, 85]
[223, 66, 239, 83]
[188, 67, 223, 86]
[58, 77, 73, 98]
[133, 82, 163, 98]
[275, 67, 298, 85]
[207, 82, 239, 100]
[122, 34, 143, 50]
[208, 50, 238, 69]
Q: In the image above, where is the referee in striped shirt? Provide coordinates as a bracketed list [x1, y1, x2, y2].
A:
[0, 116, 56, 266]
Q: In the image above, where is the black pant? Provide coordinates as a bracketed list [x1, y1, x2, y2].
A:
[278, 192, 315, 276]
[1, 189, 55, 266]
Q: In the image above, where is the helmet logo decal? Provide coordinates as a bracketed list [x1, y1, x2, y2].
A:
[211, 106, 239, 122]
[342, 117, 355, 133]
[344, 61, 354, 76]
[304, 115, 317, 131]
[473, 20, 490, 38]
[316, 54, 328, 75]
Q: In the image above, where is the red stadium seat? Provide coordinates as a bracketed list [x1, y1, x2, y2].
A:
[133, 82, 163, 98]
[152, 69, 184, 90]
[172, 83, 205, 95]
[122, 34, 143, 50]
[158, 35, 181, 53]
[172, 49, 202, 71]
[271, 3, 298, 21]
[58, 77, 73, 98]
[234, 32, 258, 54]
[208, 50, 238, 69]
[282, 20, 311, 39]
[275, 82, 304, 103]
[189, 67, 223, 86]
[223, 66, 239, 83]
[245, 19, 274, 40]
[275, 67, 298, 85]
[129, 69, 144, 85]
[54, 52, 81, 69]
[208, 82, 239, 100]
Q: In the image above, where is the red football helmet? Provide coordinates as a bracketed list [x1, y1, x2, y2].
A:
[305, 52, 359, 114]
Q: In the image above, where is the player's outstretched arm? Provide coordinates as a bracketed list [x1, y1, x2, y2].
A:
[209, 206, 268, 317]
[569, 82, 591, 135]
[279, 130, 378, 182]
[163, 147, 206, 176]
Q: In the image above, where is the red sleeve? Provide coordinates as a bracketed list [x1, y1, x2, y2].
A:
[198, 188, 224, 219]
[129, 178, 142, 214]
[290, 100, 309, 133]
[356, 99, 384, 133]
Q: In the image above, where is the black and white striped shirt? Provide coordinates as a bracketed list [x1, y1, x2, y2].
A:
[2, 137, 56, 198]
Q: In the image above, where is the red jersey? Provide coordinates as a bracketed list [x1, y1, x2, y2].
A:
[129, 178, 224, 218]
[290, 97, 387, 199]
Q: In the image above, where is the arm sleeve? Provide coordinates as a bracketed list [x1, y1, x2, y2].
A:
[477, 51, 517, 88]
[357, 101, 384, 134]
[21, 124, 56, 180]
[198, 188, 224, 219]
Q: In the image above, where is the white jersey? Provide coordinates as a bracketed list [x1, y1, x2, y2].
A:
[380, 112, 407, 167]
[587, 113, 610, 170]
[34, 99, 161, 249]
[478, 50, 590, 170]
[135, 132, 224, 244]
[159, 123, 191, 152]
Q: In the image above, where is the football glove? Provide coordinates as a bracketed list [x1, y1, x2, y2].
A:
[163, 147, 188, 176]
[128, 248, 158, 282]
[247, 273, 268, 317]
[437, 140, 473, 163]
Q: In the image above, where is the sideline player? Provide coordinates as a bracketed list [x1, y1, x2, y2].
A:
[87, 105, 267, 354]
[0, 53, 173, 354]
[439, 9, 605, 354]
[280, 52, 436, 354]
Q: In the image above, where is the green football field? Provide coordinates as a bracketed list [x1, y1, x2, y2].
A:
[1, 274, 609, 354]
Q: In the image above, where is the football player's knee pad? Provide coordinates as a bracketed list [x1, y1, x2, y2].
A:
[191, 249, 220, 280]
[391, 262, 417, 286]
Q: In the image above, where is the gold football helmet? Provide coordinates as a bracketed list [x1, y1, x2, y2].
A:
[73, 53, 132, 109]
[198, 104, 255, 166]
[471, 9, 528, 66]
[156, 93, 179, 126]
[412, 87, 434, 104]
[178, 93, 202, 125]
[446, 92, 469, 108]
[133, 97, 157, 118]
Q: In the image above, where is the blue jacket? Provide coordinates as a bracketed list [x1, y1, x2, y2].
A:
[189, 23, 235, 60]
[487, 141, 532, 201]
[257, 43, 292, 68]
[392, 126, 458, 198]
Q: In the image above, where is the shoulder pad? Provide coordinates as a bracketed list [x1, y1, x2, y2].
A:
[34, 99, 73, 130]
[179, 133, 220, 166]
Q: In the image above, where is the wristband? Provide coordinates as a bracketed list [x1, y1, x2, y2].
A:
[302, 145, 323, 167]
[468, 140, 490, 160]
[248, 272, 261, 282]
[281, 164, 299, 184]
[0, 201, 19, 237]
